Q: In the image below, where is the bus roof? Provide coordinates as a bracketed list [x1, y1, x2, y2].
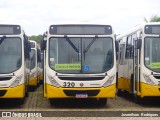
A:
[117, 22, 160, 40]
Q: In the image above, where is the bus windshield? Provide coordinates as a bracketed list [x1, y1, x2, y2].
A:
[144, 37, 160, 72]
[0, 37, 21, 73]
[30, 49, 36, 70]
[49, 37, 113, 74]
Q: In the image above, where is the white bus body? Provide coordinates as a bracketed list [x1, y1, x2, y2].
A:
[41, 24, 118, 105]
[29, 40, 41, 87]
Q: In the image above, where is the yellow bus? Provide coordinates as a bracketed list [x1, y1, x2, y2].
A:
[0, 24, 30, 104]
[29, 40, 41, 88]
[41, 24, 118, 105]
[117, 22, 160, 103]
[38, 51, 44, 84]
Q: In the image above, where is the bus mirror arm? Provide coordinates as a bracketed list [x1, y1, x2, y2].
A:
[41, 40, 46, 50]
[115, 41, 119, 60]
[28, 41, 31, 52]
[115, 41, 119, 52]
[136, 39, 142, 49]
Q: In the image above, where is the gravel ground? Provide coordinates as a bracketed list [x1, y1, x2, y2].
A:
[0, 85, 160, 119]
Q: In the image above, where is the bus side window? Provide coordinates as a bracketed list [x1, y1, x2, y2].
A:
[119, 43, 125, 65]
[125, 35, 133, 59]
[37, 50, 41, 62]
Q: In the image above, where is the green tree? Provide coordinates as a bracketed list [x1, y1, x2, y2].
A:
[144, 15, 160, 23]
[29, 35, 43, 45]
[150, 15, 160, 22]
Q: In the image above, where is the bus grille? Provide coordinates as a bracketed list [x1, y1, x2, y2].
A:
[153, 76, 160, 79]
[58, 77, 105, 81]
[0, 90, 7, 96]
[63, 90, 100, 96]
[0, 77, 12, 81]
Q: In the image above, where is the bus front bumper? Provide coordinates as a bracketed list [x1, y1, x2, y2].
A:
[45, 84, 116, 99]
[29, 77, 37, 86]
[141, 83, 160, 97]
[0, 84, 25, 98]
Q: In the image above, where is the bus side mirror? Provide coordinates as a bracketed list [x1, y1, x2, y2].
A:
[115, 41, 119, 60]
[41, 40, 46, 51]
[115, 41, 119, 52]
[28, 41, 31, 52]
[136, 39, 142, 49]
[37, 49, 41, 62]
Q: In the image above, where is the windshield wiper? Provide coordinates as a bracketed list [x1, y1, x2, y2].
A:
[0, 36, 6, 45]
[83, 36, 98, 60]
[65, 37, 79, 53]
[83, 36, 98, 53]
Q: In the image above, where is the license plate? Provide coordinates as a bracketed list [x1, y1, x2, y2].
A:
[76, 94, 88, 98]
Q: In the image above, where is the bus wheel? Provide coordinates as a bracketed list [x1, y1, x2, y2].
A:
[117, 89, 122, 96]
[134, 94, 141, 104]
[17, 98, 25, 105]
[37, 77, 40, 87]
[49, 98, 56, 106]
[25, 85, 29, 97]
[50, 98, 62, 106]
[98, 98, 107, 106]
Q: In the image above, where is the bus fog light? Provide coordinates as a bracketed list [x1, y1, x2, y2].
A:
[10, 75, 23, 88]
[143, 74, 156, 86]
[48, 75, 60, 87]
[102, 75, 115, 87]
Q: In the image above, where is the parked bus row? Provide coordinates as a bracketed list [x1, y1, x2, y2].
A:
[0, 22, 160, 106]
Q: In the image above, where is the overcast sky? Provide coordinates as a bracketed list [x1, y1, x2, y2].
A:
[0, 0, 160, 36]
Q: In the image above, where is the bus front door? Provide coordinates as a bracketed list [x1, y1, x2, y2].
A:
[133, 39, 140, 97]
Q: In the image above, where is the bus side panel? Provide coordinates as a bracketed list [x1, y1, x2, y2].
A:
[118, 62, 131, 92]
[118, 77, 130, 92]
[28, 77, 38, 86]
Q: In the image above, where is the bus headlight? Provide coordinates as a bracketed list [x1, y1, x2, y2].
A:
[102, 75, 115, 87]
[48, 75, 60, 87]
[10, 75, 23, 88]
[143, 74, 156, 86]
[30, 72, 36, 78]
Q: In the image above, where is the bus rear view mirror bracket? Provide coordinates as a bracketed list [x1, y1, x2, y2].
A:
[115, 41, 119, 60]
[136, 39, 142, 49]
[41, 40, 46, 50]
[115, 41, 119, 52]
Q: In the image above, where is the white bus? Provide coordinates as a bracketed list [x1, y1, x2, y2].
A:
[29, 40, 41, 87]
[41, 24, 118, 105]
[39, 51, 44, 84]
[0, 24, 30, 104]
[117, 22, 160, 102]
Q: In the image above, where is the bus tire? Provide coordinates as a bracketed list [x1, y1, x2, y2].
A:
[25, 85, 29, 97]
[117, 89, 122, 96]
[37, 76, 40, 87]
[134, 94, 141, 104]
[98, 98, 107, 106]
[17, 98, 25, 105]
[49, 98, 56, 106]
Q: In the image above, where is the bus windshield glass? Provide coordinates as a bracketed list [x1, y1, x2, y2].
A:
[144, 37, 160, 72]
[30, 49, 36, 70]
[49, 37, 113, 74]
[0, 37, 21, 73]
